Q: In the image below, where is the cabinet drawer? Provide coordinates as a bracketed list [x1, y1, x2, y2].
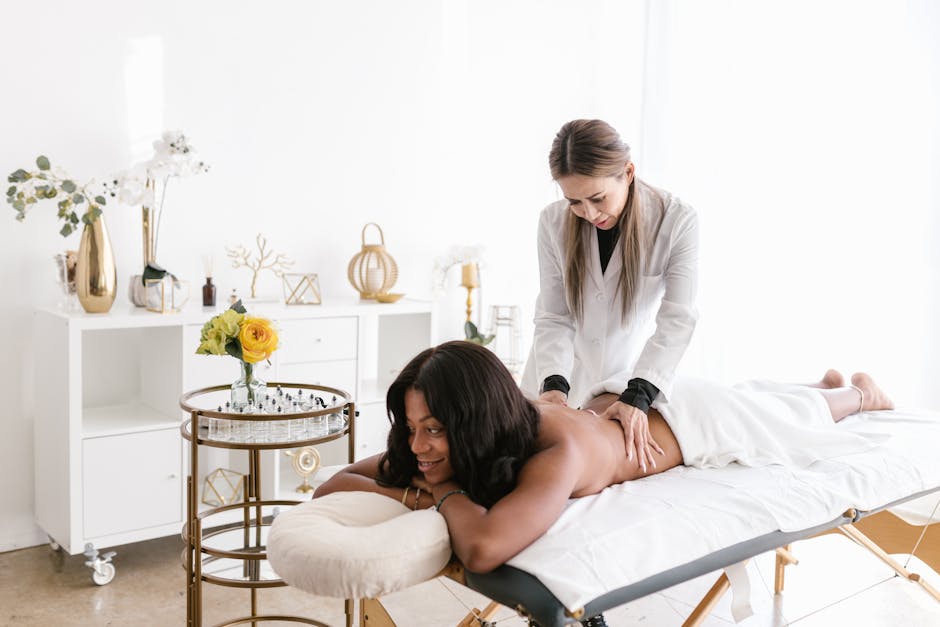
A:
[83, 429, 182, 538]
[276, 317, 357, 364]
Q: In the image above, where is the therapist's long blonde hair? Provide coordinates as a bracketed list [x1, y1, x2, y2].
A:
[549, 119, 663, 323]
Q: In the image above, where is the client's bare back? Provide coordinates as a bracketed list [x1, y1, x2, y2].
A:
[570, 394, 684, 486]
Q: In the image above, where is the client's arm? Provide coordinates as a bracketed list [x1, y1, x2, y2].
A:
[429, 442, 580, 573]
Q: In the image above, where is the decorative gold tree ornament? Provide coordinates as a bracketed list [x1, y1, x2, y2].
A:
[226, 233, 294, 299]
[347, 223, 399, 299]
[201, 468, 245, 506]
[284, 447, 321, 494]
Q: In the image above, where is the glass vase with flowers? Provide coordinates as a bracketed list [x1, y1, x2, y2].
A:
[195, 300, 279, 408]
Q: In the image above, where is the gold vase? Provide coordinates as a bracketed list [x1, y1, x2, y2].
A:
[76, 216, 117, 313]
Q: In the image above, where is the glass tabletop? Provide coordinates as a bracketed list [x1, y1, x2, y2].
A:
[201, 555, 282, 584]
[184, 384, 349, 417]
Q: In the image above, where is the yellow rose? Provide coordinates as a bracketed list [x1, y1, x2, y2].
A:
[239, 317, 278, 363]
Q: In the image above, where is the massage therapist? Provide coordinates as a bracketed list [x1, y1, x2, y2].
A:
[521, 119, 700, 473]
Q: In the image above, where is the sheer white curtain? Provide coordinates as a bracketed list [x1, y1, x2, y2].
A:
[639, 1, 940, 406]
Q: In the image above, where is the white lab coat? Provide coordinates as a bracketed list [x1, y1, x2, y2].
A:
[520, 182, 699, 407]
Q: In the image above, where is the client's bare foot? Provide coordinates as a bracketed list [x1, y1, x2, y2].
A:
[850, 372, 895, 411]
[819, 369, 845, 389]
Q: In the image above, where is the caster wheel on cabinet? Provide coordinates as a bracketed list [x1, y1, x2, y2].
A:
[92, 562, 115, 586]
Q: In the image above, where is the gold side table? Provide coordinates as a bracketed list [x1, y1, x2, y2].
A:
[180, 383, 356, 627]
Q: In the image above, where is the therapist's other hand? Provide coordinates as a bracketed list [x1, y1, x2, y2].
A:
[538, 390, 568, 406]
[600, 401, 664, 473]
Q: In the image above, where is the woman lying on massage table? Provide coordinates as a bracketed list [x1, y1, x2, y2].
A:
[314, 340, 894, 577]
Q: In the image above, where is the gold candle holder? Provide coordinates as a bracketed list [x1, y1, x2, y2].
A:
[460, 262, 480, 322]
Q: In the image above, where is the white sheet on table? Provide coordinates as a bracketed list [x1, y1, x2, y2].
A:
[505, 408, 940, 613]
[590, 376, 888, 469]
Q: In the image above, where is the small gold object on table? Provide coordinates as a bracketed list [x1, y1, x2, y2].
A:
[282, 273, 322, 305]
[201, 468, 245, 506]
[347, 222, 399, 299]
[284, 447, 321, 493]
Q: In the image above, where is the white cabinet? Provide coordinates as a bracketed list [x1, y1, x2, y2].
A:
[33, 299, 435, 557]
[83, 428, 181, 538]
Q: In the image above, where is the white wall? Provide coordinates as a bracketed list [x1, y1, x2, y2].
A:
[0, 1, 648, 550]
[642, 1, 940, 408]
[3, 1, 939, 553]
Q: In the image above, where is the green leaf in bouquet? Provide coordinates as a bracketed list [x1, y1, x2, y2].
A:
[36, 155, 50, 171]
[230, 299, 247, 314]
[61, 180, 76, 193]
[60, 223, 74, 237]
[225, 341, 244, 362]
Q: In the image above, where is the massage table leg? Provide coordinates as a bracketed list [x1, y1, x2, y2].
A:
[849, 510, 940, 574]
[346, 599, 354, 627]
[357, 596, 504, 627]
[682, 572, 730, 627]
[838, 524, 940, 602]
[456, 601, 501, 626]
[773, 545, 798, 594]
[360, 598, 396, 627]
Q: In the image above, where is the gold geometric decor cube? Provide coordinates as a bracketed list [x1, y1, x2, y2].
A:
[202, 468, 245, 507]
[282, 272, 322, 306]
[144, 277, 190, 313]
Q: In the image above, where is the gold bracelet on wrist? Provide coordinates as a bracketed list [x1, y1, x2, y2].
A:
[401, 487, 409, 506]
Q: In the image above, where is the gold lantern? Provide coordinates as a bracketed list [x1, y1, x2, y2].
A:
[347, 223, 399, 299]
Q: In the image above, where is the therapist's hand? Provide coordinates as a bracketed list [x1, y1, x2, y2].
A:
[538, 390, 568, 406]
[600, 400, 664, 473]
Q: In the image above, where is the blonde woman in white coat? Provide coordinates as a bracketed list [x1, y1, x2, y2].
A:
[521, 119, 700, 475]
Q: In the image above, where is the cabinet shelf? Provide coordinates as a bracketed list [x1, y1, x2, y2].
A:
[83, 402, 179, 439]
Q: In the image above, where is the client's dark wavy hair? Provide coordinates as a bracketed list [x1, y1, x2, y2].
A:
[376, 340, 540, 508]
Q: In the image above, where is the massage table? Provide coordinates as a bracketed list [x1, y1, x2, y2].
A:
[272, 407, 940, 627]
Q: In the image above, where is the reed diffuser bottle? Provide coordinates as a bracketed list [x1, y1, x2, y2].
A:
[202, 254, 216, 307]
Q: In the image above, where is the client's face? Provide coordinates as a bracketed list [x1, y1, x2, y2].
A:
[404, 387, 454, 485]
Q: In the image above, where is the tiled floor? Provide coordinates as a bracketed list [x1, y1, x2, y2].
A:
[0, 532, 937, 626]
